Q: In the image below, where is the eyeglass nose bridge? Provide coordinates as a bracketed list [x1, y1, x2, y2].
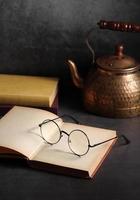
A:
[61, 130, 69, 136]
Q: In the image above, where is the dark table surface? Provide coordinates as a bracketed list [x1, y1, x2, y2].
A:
[0, 88, 140, 200]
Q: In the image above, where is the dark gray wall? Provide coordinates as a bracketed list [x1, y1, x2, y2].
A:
[0, 0, 140, 82]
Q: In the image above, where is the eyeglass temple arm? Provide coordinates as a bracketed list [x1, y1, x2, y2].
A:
[39, 115, 79, 127]
[60, 114, 79, 124]
[89, 134, 130, 148]
[89, 136, 118, 148]
[39, 119, 54, 127]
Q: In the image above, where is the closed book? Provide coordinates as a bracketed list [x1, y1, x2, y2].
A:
[0, 106, 117, 178]
[0, 74, 59, 115]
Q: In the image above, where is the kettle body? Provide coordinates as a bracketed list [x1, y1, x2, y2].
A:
[83, 64, 140, 118]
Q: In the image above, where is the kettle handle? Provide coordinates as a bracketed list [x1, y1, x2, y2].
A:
[86, 20, 140, 64]
[98, 20, 140, 32]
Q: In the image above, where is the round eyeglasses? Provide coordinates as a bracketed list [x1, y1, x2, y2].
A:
[39, 116, 130, 156]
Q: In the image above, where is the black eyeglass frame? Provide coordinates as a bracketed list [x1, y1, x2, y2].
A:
[39, 115, 130, 157]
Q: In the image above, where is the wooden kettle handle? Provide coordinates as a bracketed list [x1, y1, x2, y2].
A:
[98, 20, 140, 33]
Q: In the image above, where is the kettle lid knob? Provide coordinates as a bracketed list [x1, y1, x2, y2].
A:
[96, 43, 140, 73]
[115, 44, 124, 58]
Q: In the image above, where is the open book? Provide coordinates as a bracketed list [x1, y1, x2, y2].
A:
[0, 106, 117, 178]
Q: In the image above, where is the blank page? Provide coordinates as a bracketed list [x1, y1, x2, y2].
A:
[0, 106, 62, 159]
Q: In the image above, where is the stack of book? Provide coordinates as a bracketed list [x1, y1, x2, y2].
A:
[0, 74, 59, 115]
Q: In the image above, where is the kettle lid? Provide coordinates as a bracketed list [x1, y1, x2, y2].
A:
[96, 44, 140, 74]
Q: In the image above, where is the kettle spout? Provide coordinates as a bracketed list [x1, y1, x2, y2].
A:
[67, 60, 84, 89]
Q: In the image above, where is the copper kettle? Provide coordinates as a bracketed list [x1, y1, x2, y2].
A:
[68, 20, 140, 118]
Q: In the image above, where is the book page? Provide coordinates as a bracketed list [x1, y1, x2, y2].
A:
[0, 106, 62, 159]
[33, 122, 116, 176]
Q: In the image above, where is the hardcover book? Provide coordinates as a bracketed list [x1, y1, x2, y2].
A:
[0, 74, 59, 115]
[0, 106, 117, 178]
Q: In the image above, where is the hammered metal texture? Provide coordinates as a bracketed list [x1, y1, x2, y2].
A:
[83, 68, 140, 118]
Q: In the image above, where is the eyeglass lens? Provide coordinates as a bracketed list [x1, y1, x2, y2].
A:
[40, 120, 61, 144]
[68, 130, 89, 156]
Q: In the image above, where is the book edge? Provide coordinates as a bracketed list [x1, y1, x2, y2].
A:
[89, 138, 117, 178]
[49, 81, 59, 107]
[0, 94, 58, 116]
[28, 159, 89, 178]
[0, 146, 27, 159]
